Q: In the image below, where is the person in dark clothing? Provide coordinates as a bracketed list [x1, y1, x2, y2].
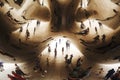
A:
[62, 47, 64, 55]
[55, 42, 57, 48]
[54, 48, 57, 58]
[66, 58, 72, 65]
[104, 69, 115, 80]
[84, 9, 90, 19]
[66, 40, 70, 50]
[13, 0, 23, 6]
[98, 22, 102, 26]
[102, 34, 106, 43]
[33, 58, 42, 72]
[33, 27, 36, 35]
[5, 0, 9, 4]
[98, 22, 103, 29]
[65, 54, 68, 62]
[33, 0, 36, 2]
[80, 21, 86, 29]
[113, 9, 118, 14]
[0, 1, 4, 7]
[36, 20, 40, 27]
[6, 8, 14, 18]
[76, 57, 83, 67]
[0, 62, 4, 72]
[95, 27, 98, 34]
[75, 27, 89, 36]
[66, 54, 73, 66]
[116, 2, 120, 6]
[46, 58, 49, 66]
[48, 44, 51, 53]
[92, 35, 100, 43]
[111, 72, 120, 80]
[8, 74, 18, 80]
[19, 27, 23, 33]
[70, 54, 73, 62]
[12, 71, 26, 80]
[26, 29, 30, 40]
[15, 64, 26, 77]
[22, 15, 29, 20]
[59, 39, 61, 44]
[41, 0, 44, 6]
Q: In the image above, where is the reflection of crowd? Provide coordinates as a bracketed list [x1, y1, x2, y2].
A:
[32, 39, 72, 77]
[17, 20, 41, 42]
[75, 20, 107, 44]
[47, 39, 71, 58]
[68, 64, 120, 80]
[104, 67, 120, 80]
[74, 20, 109, 47]
[68, 57, 93, 80]
[8, 64, 28, 80]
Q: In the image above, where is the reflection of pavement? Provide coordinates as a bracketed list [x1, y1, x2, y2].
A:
[39, 38, 83, 80]
[0, 63, 23, 80]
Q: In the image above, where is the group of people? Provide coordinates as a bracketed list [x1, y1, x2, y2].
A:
[68, 57, 93, 80]
[80, 33, 106, 47]
[33, 57, 47, 77]
[18, 20, 40, 41]
[33, 57, 42, 72]
[8, 64, 27, 80]
[6, 7, 26, 24]
[93, 34, 106, 43]
[65, 54, 73, 66]
[104, 67, 120, 80]
[48, 39, 71, 58]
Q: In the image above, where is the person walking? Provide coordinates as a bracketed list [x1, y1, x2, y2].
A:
[104, 68, 115, 80]
[54, 48, 57, 58]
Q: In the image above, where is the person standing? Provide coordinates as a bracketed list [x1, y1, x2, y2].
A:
[26, 29, 30, 40]
[76, 57, 83, 67]
[33, 27, 36, 35]
[48, 44, 51, 53]
[62, 47, 64, 55]
[93, 35, 100, 43]
[15, 64, 26, 77]
[70, 54, 73, 62]
[65, 54, 68, 62]
[95, 27, 98, 34]
[19, 27, 23, 33]
[54, 48, 57, 58]
[102, 34, 106, 43]
[46, 58, 49, 67]
[37, 20, 40, 26]
[55, 42, 57, 48]
[59, 39, 61, 44]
